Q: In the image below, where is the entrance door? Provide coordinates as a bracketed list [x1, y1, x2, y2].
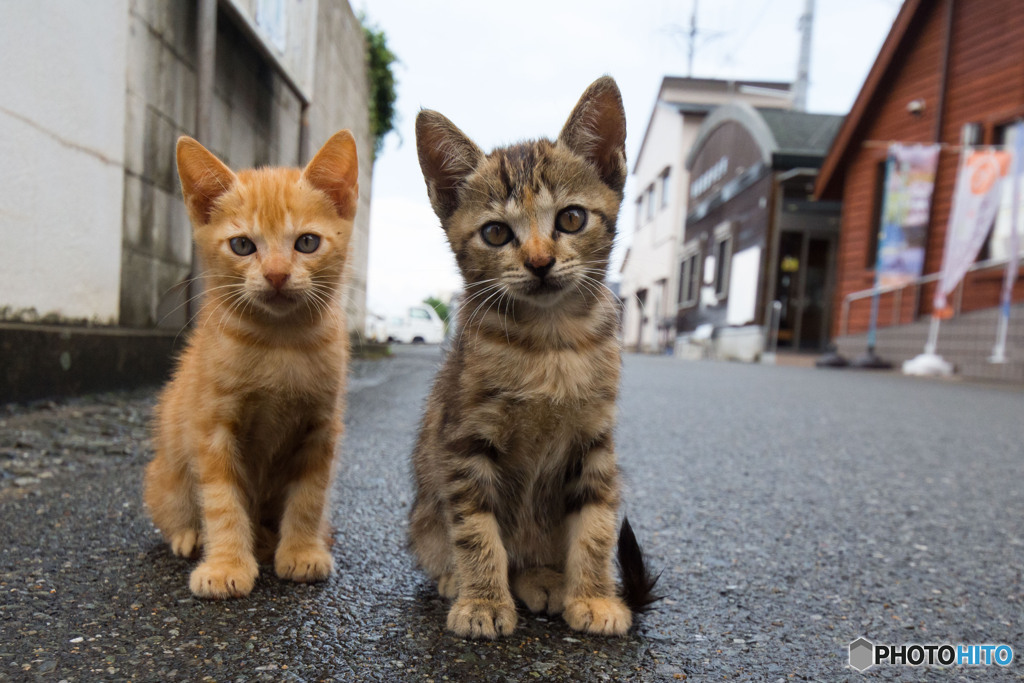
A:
[774, 232, 834, 350]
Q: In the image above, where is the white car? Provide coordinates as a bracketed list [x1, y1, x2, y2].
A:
[388, 304, 445, 344]
[363, 312, 388, 343]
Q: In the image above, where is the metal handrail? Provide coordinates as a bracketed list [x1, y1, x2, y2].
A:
[839, 256, 1017, 336]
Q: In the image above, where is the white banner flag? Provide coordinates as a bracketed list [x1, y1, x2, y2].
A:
[934, 149, 1011, 315]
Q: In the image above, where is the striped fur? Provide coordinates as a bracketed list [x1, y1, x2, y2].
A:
[144, 132, 358, 599]
[411, 77, 654, 638]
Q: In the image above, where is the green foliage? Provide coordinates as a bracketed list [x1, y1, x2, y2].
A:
[423, 296, 450, 332]
[360, 13, 398, 160]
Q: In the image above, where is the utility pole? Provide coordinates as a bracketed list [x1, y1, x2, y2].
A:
[687, 0, 698, 77]
[793, 0, 815, 111]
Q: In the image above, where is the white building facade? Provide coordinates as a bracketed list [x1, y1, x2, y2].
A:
[620, 78, 793, 353]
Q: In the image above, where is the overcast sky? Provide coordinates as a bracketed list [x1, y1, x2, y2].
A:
[357, 0, 903, 318]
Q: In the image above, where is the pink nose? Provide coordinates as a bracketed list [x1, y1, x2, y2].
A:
[524, 255, 555, 278]
[264, 272, 289, 290]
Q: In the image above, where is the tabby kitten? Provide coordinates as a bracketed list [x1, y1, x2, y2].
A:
[144, 131, 358, 599]
[410, 77, 657, 638]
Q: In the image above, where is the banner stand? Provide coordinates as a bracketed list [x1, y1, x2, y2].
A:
[990, 121, 1023, 364]
[851, 144, 941, 370]
[902, 315, 953, 376]
[851, 292, 892, 369]
[904, 146, 1010, 377]
[989, 313, 1009, 363]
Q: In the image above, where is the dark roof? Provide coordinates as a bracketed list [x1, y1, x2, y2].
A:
[757, 109, 844, 157]
[685, 102, 844, 170]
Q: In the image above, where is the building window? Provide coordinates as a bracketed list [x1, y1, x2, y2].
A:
[678, 248, 701, 308]
[659, 167, 671, 209]
[867, 159, 887, 269]
[988, 121, 1024, 262]
[646, 185, 656, 220]
[961, 122, 982, 146]
[712, 225, 732, 299]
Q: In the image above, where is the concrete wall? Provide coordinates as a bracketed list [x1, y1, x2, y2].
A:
[0, 1, 129, 324]
[121, 1, 309, 329]
[620, 103, 689, 353]
[307, 0, 372, 335]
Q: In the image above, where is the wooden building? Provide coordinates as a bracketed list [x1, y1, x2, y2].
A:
[676, 102, 842, 360]
[816, 0, 1024, 380]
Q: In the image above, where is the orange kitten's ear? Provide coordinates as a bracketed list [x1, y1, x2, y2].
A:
[557, 76, 627, 194]
[415, 110, 483, 222]
[303, 130, 359, 221]
[176, 136, 237, 226]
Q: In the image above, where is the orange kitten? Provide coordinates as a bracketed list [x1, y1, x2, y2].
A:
[144, 131, 358, 599]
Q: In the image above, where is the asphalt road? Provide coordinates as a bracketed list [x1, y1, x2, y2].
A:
[2, 346, 1023, 681]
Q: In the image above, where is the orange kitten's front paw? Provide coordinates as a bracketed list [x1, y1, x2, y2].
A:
[274, 545, 334, 583]
[169, 529, 202, 559]
[189, 558, 258, 599]
[447, 598, 518, 639]
[563, 596, 632, 635]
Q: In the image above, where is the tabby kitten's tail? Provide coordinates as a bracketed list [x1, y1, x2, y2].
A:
[616, 517, 662, 613]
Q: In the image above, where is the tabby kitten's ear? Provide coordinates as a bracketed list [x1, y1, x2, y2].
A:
[303, 129, 360, 221]
[415, 110, 484, 222]
[557, 76, 627, 194]
[176, 137, 237, 226]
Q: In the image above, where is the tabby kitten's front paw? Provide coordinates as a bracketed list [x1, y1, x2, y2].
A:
[437, 572, 459, 599]
[563, 596, 632, 635]
[189, 557, 258, 599]
[447, 597, 518, 639]
[512, 567, 565, 615]
[274, 544, 335, 583]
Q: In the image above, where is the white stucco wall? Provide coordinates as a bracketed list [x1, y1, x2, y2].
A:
[620, 104, 696, 352]
[0, 2, 128, 323]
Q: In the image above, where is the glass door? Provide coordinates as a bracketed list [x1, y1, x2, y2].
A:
[774, 231, 834, 350]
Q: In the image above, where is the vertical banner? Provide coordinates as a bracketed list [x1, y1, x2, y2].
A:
[933, 148, 1012, 316]
[876, 144, 941, 288]
[991, 122, 1024, 361]
[1000, 124, 1023, 314]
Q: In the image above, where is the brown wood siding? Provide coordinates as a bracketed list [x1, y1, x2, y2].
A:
[689, 121, 762, 204]
[678, 174, 773, 332]
[834, 0, 1024, 337]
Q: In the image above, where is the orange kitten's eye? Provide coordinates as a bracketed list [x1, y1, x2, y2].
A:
[555, 207, 587, 234]
[295, 234, 321, 253]
[229, 237, 256, 255]
[481, 222, 513, 247]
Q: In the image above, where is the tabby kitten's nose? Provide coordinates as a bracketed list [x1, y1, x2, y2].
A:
[265, 272, 289, 290]
[524, 255, 555, 279]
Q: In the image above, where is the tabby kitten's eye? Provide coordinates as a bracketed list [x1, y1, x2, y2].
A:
[555, 207, 587, 234]
[295, 233, 321, 253]
[229, 236, 256, 256]
[481, 222, 513, 247]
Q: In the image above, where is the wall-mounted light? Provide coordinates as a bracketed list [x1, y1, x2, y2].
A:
[906, 98, 926, 115]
